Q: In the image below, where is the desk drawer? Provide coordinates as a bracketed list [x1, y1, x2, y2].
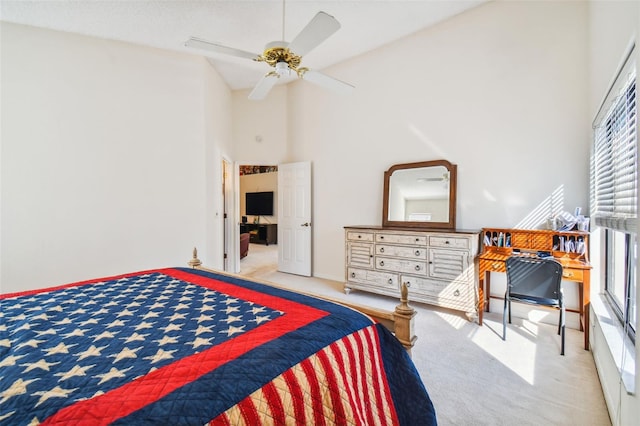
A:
[562, 268, 583, 282]
[480, 259, 506, 274]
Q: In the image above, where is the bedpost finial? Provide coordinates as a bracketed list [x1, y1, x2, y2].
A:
[395, 282, 415, 315]
[188, 247, 202, 268]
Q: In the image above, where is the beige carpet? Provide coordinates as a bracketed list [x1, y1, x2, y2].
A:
[239, 243, 611, 425]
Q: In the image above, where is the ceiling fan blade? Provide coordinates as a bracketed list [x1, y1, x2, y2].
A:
[185, 37, 260, 60]
[248, 72, 279, 100]
[288, 11, 340, 57]
[301, 69, 354, 95]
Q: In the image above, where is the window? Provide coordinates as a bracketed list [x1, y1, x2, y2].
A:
[605, 230, 636, 339]
[591, 45, 637, 342]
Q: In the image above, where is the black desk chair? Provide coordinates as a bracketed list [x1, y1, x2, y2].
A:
[503, 256, 565, 355]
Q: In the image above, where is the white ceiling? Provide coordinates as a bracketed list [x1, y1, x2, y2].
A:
[0, 0, 487, 91]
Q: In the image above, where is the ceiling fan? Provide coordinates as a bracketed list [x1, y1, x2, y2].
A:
[185, 6, 354, 100]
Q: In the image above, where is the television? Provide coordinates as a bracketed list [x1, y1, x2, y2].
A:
[245, 191, 274, 216]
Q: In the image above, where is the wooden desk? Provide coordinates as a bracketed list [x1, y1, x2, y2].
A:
[477, 228, 591, 350]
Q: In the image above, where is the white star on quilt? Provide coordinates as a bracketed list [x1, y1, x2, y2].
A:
[54, 364, 95, 381]
[110, 346, 143, 363]
[144, 348, 177, 364]
[44, 342, 76, 356]
[0, 378, 38, 404]
[33, 386, 78, 407]
[221, 325, 246, 337]
[95, 366, 133, 384]
[76, 344, 107, 361]
[21, 359, 60, 373]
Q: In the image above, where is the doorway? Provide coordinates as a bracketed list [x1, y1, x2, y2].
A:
[238, 165, 278, 276]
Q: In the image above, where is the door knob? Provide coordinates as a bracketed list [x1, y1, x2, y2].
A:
[301, 222, 311, 227]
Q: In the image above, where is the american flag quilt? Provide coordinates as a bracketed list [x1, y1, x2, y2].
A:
[0, 267, 436, 425]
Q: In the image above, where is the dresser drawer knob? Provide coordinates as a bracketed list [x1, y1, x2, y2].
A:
[445, 240, 450, 244]
[415, 238, 419, 242]
[351, 272, 356, 278]
[388, 278, 393, 285]
[379, 260, 385, 266]
[415, 265, 421, 271]
[415, 250, 420, 256]
[454, 289, 460, 297]
[405, 281, 411, 288]
[380, 247, 385, 253]
[380, 236, 384, 240]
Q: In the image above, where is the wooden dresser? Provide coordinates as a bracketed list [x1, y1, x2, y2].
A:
[344, 226, 480, 320]
[478, 227, 591, 350]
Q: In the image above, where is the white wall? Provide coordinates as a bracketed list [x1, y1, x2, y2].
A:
[232, 86, 289, 164]
[587, 1, 639, 424]
[0, 23, 232, 293]
[234, 1, 590, 283]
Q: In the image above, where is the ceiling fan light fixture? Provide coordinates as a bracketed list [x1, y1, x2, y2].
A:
[275, 61, 291, 76]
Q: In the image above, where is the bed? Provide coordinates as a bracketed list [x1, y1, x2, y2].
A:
[0, 251, 436, 425]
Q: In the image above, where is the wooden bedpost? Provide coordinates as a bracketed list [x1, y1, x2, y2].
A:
[393, 282, 418, 354]
[188, 247, 202, 268]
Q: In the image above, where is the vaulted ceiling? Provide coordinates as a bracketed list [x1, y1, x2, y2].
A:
[0, 0, 487, 91]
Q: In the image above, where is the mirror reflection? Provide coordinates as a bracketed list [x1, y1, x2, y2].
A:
[387, 166, 450, 222]
[383, 160, 457, 229]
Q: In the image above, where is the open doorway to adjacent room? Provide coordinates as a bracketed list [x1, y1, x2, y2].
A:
[238, 164, 278, 277]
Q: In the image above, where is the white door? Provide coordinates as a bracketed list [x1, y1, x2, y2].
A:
[278, 161, 312, 276]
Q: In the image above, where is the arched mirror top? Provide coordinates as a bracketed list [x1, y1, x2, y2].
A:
[382, 160, 457, 230]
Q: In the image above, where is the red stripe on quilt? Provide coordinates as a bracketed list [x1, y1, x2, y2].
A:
[364, 325, 400, 425]
[206, 413, 230, 426]
[317, 347, 349, 424]
[329, 339, 364, 425]
[345, 331, 368, 424]
[301, 358, 327, 426]
[238, 396, 260, 425]
[263, 381, 285, 424]
[283, 369, 307, 426]
[41, 268, 329, 425]
[347, 332, 371, 424]
[351, 329, 377, 425]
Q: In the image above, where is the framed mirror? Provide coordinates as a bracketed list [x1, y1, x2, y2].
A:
[382, 160, 457, 229]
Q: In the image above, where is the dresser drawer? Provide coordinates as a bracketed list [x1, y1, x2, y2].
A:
[429, 235, 470, 250]
[376, 244, 427, 260]
[346, 231, 374, 242]
[402, 275, 475, 301]
[376, 257, 427, 276]
[347, 267, 398, 291]
[376, 233, 427, 246]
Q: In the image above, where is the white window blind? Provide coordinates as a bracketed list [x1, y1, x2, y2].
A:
[591, 46, 637, 233]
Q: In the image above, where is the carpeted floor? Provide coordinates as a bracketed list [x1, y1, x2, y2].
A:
[239, 243, 611, 425]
